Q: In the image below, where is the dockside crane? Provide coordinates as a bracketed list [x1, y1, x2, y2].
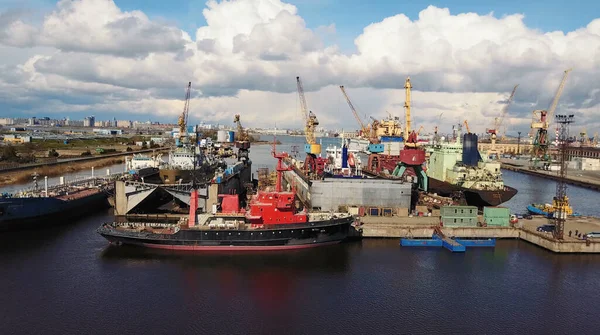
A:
[296, 76, 325, 176]
[530, 68, 572, 169]
[233, 114, 250, 162]
[177, 81, 192, 147]
[486, 84, 518, 158]
[339, 85, 376, 142]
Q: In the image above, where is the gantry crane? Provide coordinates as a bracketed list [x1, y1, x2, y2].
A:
[486, 84, 518, 158]
[177, 81, 192, 147]
[339, 85, 373, 141]
[530, 69, 572, 169]
[296, 76, 325, 176]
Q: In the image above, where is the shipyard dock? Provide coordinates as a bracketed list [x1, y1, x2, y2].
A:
[359, 216, 600, 253]
[500, 158, 600, 191]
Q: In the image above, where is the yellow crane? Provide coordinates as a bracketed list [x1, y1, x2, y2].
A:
[404, 77, 412, 140]
[296, 76, 321, 155]
[463, 120, 471, 134]
[177, 81, 192, 146]
[339, 85, 370, 138]
[233, 114, 249, 142]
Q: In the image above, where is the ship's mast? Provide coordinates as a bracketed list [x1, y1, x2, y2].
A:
[404, 77, 412, 140]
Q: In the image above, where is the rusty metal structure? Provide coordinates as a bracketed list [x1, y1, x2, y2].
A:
[553, 114, 574, 240]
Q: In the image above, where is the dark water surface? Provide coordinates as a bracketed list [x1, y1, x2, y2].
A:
[2, 136, 600, 334]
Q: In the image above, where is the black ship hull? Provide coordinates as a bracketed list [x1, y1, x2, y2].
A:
[98, 216, 354, 251]
[0, 191, 111, 231]
[428, 177, 518, 208]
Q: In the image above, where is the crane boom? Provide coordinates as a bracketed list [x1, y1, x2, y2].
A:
[296, 76, 318, 146]
[339, 86, 368, 135]
[547, 68, 572, 123]
[495, 84, 519, 131]
[177, 81, 192, 145]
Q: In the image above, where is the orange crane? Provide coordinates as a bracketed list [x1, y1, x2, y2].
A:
[339, 86, 369, 138]
[177, 81, 192, 147]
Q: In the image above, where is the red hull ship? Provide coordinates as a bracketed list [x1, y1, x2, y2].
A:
[98, 145, 358, 251]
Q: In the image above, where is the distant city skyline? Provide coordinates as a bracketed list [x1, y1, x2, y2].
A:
[1, 1, 599, 135]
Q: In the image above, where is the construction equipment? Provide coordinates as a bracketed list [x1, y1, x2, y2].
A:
[404, 77, 412, 140]
[339, 86, 373, 141]
[463, 120, 471, 134]
[177, 82, 192, 147]
[296, 76, 325, 177]
[530, 69, 572, 169]
[486, 84, 518, 158]
[233, 114, 250, 161]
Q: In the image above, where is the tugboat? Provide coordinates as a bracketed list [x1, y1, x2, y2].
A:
[97, 143, 358, 251]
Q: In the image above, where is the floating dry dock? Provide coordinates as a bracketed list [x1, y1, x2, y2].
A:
[362, 216, 600, 253]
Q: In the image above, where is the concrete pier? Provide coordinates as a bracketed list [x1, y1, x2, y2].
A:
[500, 159, 600, 191]
[360, 216, 600, 253]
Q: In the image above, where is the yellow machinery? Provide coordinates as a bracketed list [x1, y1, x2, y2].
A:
[404, 77, 412, 140]
[463, 120, 471, 134]
[177, 82, 192, 147]
[339, 85, 373, 141]
[296, 76, 321, 155]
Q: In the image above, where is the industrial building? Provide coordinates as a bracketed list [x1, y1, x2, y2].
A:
[283, 170, 412, 212]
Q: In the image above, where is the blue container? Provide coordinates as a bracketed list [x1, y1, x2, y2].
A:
[454, 238, 496, 247]
[380, 136, 404, 142]
[227, 131, 235, 142]
[368, 144, 384, 153]
[462, 133, 480, 166]
[400, 239, 443, 247]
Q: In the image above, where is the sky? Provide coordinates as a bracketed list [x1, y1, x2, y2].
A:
[0, 0, 599, 136]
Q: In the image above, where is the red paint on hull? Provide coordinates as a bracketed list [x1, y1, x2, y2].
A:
[136, 241, 341, 251]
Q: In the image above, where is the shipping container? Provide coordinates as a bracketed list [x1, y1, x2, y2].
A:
[347, 206, 359, 215]
[441, 206, 478, 218]
[485, 217, 510, 227]
[483, 206, 510, 218]
[431, 209, 441, 217]
[369, 207, 380, 216]
[441, 217, 478, 227]
[382, 208, 393, 217]
[396, 207, 409, 217]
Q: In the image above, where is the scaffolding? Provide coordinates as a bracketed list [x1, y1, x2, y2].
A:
[553, 114, 574, 240]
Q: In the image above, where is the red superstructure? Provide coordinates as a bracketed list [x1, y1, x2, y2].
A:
[215, 139, 308, 226]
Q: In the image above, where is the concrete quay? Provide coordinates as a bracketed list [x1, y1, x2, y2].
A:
[500, 159, 600, 191]
[360, 216, 600, 253]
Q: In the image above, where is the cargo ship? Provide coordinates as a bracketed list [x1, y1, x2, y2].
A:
[159, 145, 226, 184]
[0, 179, 112, 231]
[98, 146, 357, 251]
[426, 130, 517, 207]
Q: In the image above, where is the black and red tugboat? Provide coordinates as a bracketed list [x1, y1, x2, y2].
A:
[97, 144, 358, 251]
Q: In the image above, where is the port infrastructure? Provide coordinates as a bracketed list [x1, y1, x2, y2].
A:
[553, 114, 575, 240]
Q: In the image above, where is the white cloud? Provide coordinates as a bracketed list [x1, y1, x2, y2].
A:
[0, 0, 599, 136]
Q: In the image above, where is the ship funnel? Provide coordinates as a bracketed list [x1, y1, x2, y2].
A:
[462, 133, 481, 166]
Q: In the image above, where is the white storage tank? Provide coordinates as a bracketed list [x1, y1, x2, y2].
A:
[217, 130, 228, 142]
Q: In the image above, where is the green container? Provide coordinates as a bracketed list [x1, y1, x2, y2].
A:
[441, 206, 478, 218]
[441, 217, 478, 227]
[485, 217, 510, 227]
[483, 206, 510, 219]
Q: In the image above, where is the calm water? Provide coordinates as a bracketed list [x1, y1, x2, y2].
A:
[2, 136, 600, 334]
